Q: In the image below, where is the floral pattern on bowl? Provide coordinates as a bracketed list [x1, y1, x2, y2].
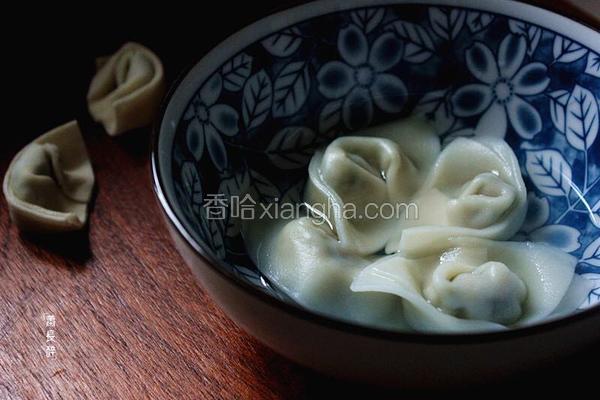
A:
[167, 4, 600, 308]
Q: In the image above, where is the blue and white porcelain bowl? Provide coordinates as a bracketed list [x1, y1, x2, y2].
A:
[153, 0, 600, 385]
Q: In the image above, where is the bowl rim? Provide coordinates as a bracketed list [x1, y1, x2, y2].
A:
[152, 0, 600, 344]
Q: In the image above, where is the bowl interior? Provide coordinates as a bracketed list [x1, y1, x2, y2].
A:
[157, 0, 600, 317]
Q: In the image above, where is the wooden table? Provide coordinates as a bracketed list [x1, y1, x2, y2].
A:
[1, 1, 598, 398]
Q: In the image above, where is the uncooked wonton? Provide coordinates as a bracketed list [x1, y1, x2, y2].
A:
[3, 121, 95, 232]
[87, 42, 165, 136]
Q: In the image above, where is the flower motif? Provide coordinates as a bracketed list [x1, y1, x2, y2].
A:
[184, 73, 239, 170]
[317, 24, 407, 130]
[451, 34, 550, 139]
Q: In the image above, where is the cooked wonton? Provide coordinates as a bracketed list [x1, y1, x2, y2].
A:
[351, 237, 585, 333]
[304, 118, 440, 255]
[386, 137, 527, 256]
[241, 117, 585, 333]
[87, 42, 165, 136]
[243, 216, 408, 330]
[2, 121, 95, 232]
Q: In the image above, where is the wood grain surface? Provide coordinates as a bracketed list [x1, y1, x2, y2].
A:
[1, 1, 599, 399]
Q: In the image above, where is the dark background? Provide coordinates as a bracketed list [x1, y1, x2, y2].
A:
[3, 1, 599, 398]
[6, 1, 306, 157]
[5, 0, 596, 155]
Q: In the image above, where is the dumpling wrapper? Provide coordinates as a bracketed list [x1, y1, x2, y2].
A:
[243, 216, 407, 330]
[304, 137, 418, 255]
[386, 137, 527, 256]
[87, 42, 165, 136]
[359, 117, 441, 171]
[423, 247, 527, 325]
[304, 118, 440, 255]
[351, 237, 584, 333]
[2, 121, 95, 232]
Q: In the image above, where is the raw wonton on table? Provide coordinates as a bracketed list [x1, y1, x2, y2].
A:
[3, 121, 95, 232]
[87, 42, 165, 136]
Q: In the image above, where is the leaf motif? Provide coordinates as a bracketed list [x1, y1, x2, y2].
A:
[266, 126, 318, 169]
[584, 51, 600, 78]
[581, 237, 600, 267]
[590, 213, 600, 229]
[196, 199, 226, 250]
[588, 286, 600, 306]
[203, 217, 226, 259]
[529, 224, 581, 253]
[261, 27, 303, 57]
[565, 84, 599, 151]
[552, 36, 587, 64]
[175, 183, 196, 224]
[186, 119, 205, 160]
[525, 150, 573, 197]
[319, 99, 343, 136]
[548, 89, 569, 134]
[196, 211, 210, 242]
[428, 7, 465, 41]
[508, 20, 541, 55]
[219, 169, 251, 238]
[385, 20, 435, 63]
[466, 12, 494, 33]
[221, 53, 253, 92]
[181, 162, 203, 214]
[591, 205, 600, 227]
[205, 129, 228, 171]
[526, 27, 541, 56]
[414, 89, 455, 134]
[242, 70, 273, 130]
[579, 273, 600, 308]
[223, 212, 243, 240]
[249, 169, 279, 202]
[508, 20, 526, 35]
[219, 169, 250, 199]
[281, 179, 307, 204]
[351, 8, 385, 33]
[272, 61, 311, 118]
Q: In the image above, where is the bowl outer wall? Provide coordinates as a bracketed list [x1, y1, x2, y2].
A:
[152, 0, 600, 383]
[165, 219, 600, 385]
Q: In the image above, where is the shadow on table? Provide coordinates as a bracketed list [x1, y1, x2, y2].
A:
[20, 228, 92, 268]
[292, 342, 600, 398]
[111, 126, 151, 162]
[16, 181, 101, 268]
